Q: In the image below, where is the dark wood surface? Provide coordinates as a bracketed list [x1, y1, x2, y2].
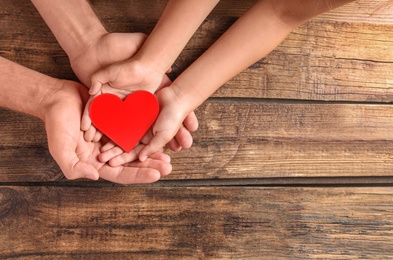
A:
[1, 0, 393, 258]
[2, 186, 393, 259]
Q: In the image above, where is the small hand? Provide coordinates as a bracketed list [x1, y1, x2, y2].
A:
[97, 109, 198, 166]
[44, 80, 172, 184]
[99, 86, 198, 165]
[140, 87, 196, 162]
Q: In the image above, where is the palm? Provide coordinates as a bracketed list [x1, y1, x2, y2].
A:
[44, 80, 171, 184]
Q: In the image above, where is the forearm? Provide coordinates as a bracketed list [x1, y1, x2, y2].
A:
[0, 56, 59, 120]
[136, 0, 220, 74]
[31, 0, 107, 61]
[172, 0, 355, 112]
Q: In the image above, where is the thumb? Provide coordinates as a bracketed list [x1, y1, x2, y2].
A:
[139, 132, 174, 162]
[58, 154, 99, 181]
[90, 65, 117, 95]
[46, 114, 99, 180]
[49, 138, 99, 181]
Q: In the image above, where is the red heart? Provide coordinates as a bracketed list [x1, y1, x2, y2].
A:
[89, 91, 159, 152]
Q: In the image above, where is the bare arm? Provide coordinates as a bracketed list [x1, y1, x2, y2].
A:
[135, 0, 220, 74]
[89, 0, 220, 93]
[0, 56, 173, 183]
[0, 56, 56, 119]
[30, 0, 106, 62]
[139, 0, 355, 160]
[172, 0, 355, 111]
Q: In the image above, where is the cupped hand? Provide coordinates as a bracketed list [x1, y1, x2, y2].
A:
[98, 86, 198, 166]
[69, 32, 154, 142]
[97, 109, 198, 166]
[69, 31, 198, 158]
[43, 79, 172, 184]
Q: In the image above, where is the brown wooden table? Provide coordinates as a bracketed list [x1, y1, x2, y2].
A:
[1, 0, 393, 258]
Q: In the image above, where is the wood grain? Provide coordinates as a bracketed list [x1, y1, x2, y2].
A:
[171, 100, 393, 179]
[2, 100, 393, 182]
[1, 186, 393, 259]
[1, 0, 393, 257]
[177, 18, 393, 101]
[0, 0, 392, 102]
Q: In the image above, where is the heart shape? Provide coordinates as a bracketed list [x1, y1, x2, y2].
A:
[89, 91, 159, 152]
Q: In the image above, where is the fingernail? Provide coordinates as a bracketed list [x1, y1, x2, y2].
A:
[140, 156, 147, 162]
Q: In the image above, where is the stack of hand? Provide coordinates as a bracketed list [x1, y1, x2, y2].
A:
[0, 0, 355, 184]
[63, 31, 200, 183]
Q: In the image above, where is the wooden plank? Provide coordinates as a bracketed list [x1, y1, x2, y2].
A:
[178, 18, 393, 101]
[169, 100, 393, 179]
[0, 108, 61, 182]
[2, 100, 393, 182]
[313, 0, 393, 24]
[91, 0, 393, 24]
[1, 186, 393, 258]
[0, 0, 392, 102]
[0, 1, 75, 79]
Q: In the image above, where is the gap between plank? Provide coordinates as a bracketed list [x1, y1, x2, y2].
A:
[1, 177, 393, 188]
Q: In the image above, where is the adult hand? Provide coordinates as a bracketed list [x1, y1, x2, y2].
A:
[70, 32, 151, 142]
[43, 79, 172, 184]
[69, 32, 197, 154]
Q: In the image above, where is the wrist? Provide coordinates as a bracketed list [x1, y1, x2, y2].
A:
[0, 56, 65, 121]
[66, 27, 108, 63]
[38, 78, 67, 121]
[169, 81, 199, 116]
[134, 50, 170, 77]
[31, 0, 108, 62]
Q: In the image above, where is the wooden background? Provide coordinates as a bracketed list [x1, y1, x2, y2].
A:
[1, 0, 393, 258]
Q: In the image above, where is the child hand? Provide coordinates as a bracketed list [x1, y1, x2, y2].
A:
[81, 71, 172, 142]
[89, 57, 170, 96]
[97, 109, 198, 166]
[81, 55, 172, 142]
[138, 86, 197, 162]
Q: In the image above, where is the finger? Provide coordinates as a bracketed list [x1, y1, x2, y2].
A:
[175, 125, 193, 150]
[98, 157, 172, 184]
[139, 132, 173, 162]
[107, 146, 167, 167]
[92, 130, 103, 142]
[48, 129, 99, 181]
[148, 151, 171, 164]
[84, 125, 97, 142]
[101, 141, 117, 152]
[72, 161, 100, 181]
[125, 157, 172, 177]
[91, 64, 120, 91]
[166, 137, 182, 152]
[166, 66, 172, 74]
[89, 82, 102, 95]
[99, 164, 161, 184]
[183, 111, 199, 132]
[52, 148, 98, 180]
[98, 146, 125, 163]
[140, 128, 154, 145]
[81, 95, 96, 131]
[107, 144, 144, 166]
